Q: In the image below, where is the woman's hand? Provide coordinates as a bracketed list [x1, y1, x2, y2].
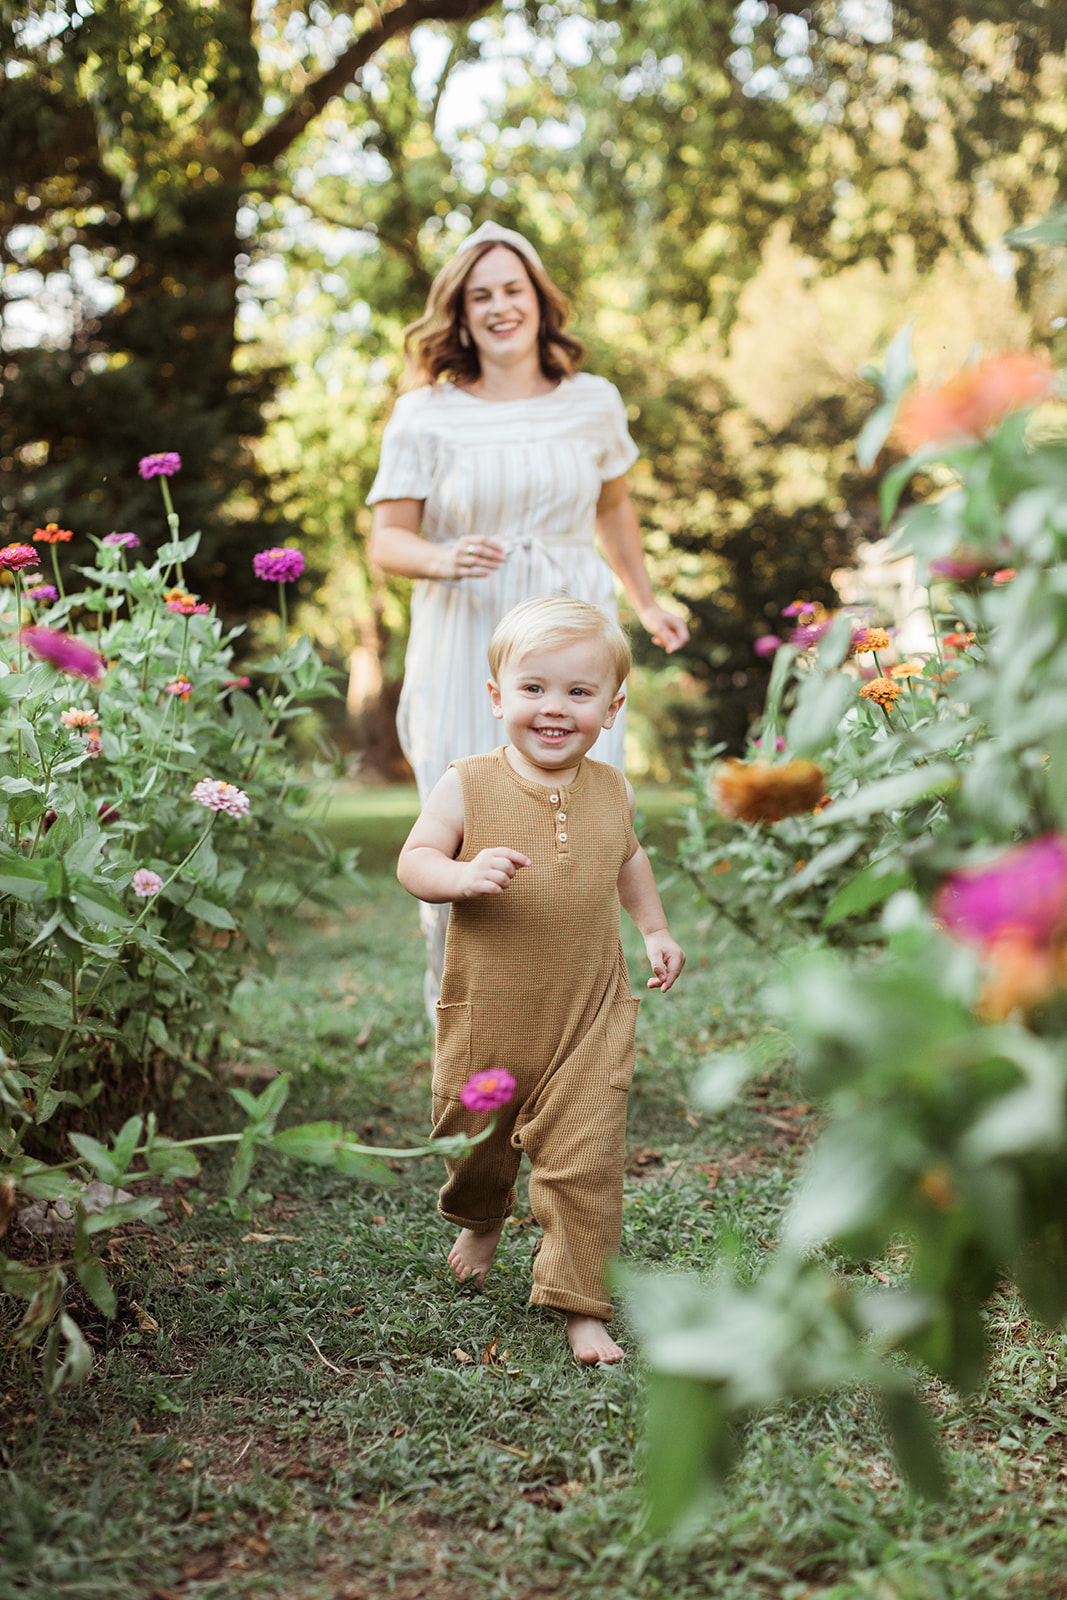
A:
[636, 602, 689, 654]
[446, 538, 508, 581]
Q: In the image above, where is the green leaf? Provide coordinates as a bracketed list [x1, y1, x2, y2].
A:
[111, 1115, 144, 1175]
[228, 1127, 258, 1197]
[185, 894, 237, 930]
[83, 1197, 162, 1234]
[269, 1122, 395, 1182]
[45, 1314, 94, 1394]
[690, 1053, 758, 1113]
[145, 1138, 201, 1179]
[815, 764, 957, 825]
[75, 1255, 117, 1318]
[69, 1132, 122, 1185]
[880, 1390, 947, 1499]
[0, 857, 48, 901]
[71, 883, 129, 929]
[786, 672, 855, 758]
[822, 865, 913, 927]
[772, 833, 864, 902]
[644, 1373, 734, 1536]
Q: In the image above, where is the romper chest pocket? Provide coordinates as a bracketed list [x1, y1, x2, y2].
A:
[432, 1002, 473, 1100]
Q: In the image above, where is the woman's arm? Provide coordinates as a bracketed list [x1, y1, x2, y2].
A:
[594, 477, 689, 653]
[369, 499, 506, 582]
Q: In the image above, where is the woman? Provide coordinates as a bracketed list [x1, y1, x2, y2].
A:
[367, 220, 688, 1007]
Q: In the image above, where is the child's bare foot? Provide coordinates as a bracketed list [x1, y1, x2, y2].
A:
[566, 1314, 624, 1364]
[447, 1224, 503, 1286]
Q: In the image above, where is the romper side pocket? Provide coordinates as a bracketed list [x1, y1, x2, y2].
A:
[608, 996, 641, 1091]
[431, 1002, 473, 1100]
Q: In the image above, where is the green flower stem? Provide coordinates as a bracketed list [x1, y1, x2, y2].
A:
[40, 816, 219, 1094]
[49, 543, 65, 600]
[278, 580, 288, 648]
[159, 477, 183, 582]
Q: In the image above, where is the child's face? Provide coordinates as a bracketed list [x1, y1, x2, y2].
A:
[488, 638, 625, 777]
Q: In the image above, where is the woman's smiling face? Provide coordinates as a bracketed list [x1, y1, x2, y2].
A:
[462, 246, 541, 367]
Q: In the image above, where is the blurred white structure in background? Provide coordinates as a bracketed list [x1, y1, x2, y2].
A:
[833, 540, 935, 655]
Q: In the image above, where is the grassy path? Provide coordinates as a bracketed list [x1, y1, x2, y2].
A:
[3, 853, 1067, 1598]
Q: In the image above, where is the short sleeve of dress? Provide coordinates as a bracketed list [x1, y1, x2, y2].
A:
[595, 379, 640, 482]
[366, 391, 435, 505]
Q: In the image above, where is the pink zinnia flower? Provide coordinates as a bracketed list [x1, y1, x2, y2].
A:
[191, 778, 251, 818]
[22, 626, 107, 683]
[103, 531, 140, 549]
[132, 869, 164, 898]
[929, 551, 994, 582]
[84, 735, 103, 759]
[753, 634, 782, 657]
[0, 544, 41, 571]
[993, 568, 1016, 585]
[165, 677, 193, 701]
[781, 601, 809, 618]
[139, 452, 181, 479]
[459, 1069, 517, 1114]
[224, 675, 251, 689]
[26, 583, 58, 602]
[934, 836, 1067, 948]
[166, 598, 210, 616]
[789, 618, 832, 650]
[253, 547, 305, 584]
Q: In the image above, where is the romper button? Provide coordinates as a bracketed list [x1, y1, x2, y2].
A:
[558, 832, 567, 842]
[549, 794, 559, 804]
[557, 811, 566, 822]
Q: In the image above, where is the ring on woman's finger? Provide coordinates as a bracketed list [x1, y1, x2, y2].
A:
[466, 544, 476, 556]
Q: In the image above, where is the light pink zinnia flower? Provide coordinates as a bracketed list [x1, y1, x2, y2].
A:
[60, 707, 100, 729]
[934, 836, 1067, 948]
[459, 1069, 517, 1114]
[132, 869, 164, 898]
[22, 626, 107, 683]
[253, 547, 305, 583]
[191, 778, 251, 818]
[103, 531, 140, 549]
[138, 452, 182, 479]
[0, 544, 41, 571]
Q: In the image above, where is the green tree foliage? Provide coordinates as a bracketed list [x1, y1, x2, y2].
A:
[0, 0, 494, 605]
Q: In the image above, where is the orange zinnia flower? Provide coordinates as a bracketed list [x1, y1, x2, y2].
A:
[852, 627, 890, 655]
[712, 759, 826, 824]
[859, 677, 902, 709]
[33, 523, 73, 543]
[890, 662, 924, 680]
[896, 351, 1056, 451]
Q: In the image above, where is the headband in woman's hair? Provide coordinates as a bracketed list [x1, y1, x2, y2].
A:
[452, 220, 543, 271]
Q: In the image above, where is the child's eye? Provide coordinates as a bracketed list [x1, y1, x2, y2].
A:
[520, 682, 542, 694]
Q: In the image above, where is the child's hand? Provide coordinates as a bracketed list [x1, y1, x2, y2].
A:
[458, 847, 530, 899]
[644, 931, 685, 992]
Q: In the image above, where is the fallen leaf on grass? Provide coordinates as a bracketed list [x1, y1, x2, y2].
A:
[625, 1147, 662, 1175]
[370, 1216, 386, 1225]
[486, 1440, 529, 1457]
[175, 1195, 194, 1217]
[241, 1232, 302, 1243]
[175, 1457, 195, 1471]
[452, 1347, 472, 1363]
[131, 1301, 160, 1333]
[343, 1305, 364, 1315]
[482, 1336, 500, 1365]
[245, 1534, 271, 1556]
[355, 1022, 373, 1048]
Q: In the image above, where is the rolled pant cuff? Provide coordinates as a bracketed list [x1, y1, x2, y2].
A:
[530, 1285, 613, 1321]
[438, 1205, 511, 1232]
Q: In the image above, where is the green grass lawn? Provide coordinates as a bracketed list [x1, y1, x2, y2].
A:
[3, 822, 1067, 1598]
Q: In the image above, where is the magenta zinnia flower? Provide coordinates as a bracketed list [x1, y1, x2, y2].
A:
[459, 1068, 517, 1114]
[934, 836, 1067, 948]
[191, 777, 251, 818]
[138, 452, 181, 480]
[789, 618, 832, 650]
[0, 544, 41, 571]
[253, 547, 305, 583]
[753, 634, 782, 657]
[132, 869, 164, 898]
[164, 677, 193, 700]
[22, 626, 107, 684]
[103, 531, 140, 549]
[26, 583, 58, 602]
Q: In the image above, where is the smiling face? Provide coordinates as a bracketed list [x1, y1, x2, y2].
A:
[461, 246, 542, 368]
[488, 637, 625, 784]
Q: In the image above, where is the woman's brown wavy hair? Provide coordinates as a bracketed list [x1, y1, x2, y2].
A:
[401, 241, 585, 390]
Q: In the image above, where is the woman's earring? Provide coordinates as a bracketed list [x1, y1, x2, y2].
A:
[458, 325, 470, 348]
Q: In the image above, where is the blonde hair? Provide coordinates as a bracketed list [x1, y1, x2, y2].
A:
[402, 242, 584, 389]
[488, 598, 631, 690]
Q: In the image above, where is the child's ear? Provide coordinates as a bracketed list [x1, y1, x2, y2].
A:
[488, 677, 504, 720]
[602, 688, 625, 729]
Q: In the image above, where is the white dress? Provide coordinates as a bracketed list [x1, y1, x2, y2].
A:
[366, 372, 639, 799]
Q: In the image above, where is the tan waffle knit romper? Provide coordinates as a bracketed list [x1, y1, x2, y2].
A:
[431, 747, 640, 1321]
